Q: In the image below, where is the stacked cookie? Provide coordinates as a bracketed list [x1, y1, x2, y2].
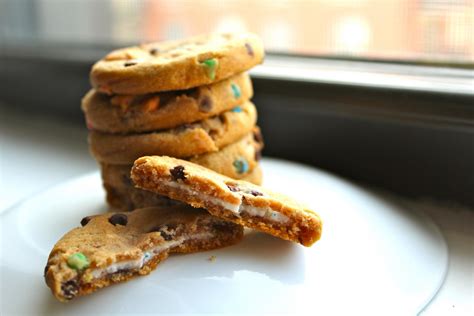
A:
[82, 33, 265, 211]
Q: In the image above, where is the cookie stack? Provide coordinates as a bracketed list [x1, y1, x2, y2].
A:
[81, 33, 265, 211]
[44, 33, 323, 302]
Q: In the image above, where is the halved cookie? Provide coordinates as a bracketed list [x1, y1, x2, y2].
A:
[44, 206, 243, 302]
[131, 156, 322, 247]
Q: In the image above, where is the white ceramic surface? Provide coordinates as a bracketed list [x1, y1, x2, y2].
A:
[0, 158, 448, 315]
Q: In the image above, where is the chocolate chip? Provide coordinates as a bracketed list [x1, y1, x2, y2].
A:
[160, 231, 173, 241]
[226, 183, 240, 192]
[170, 165, 186, 181]
[61, 280, 79, 300]
[250, 190, 263, 197]
[245, 43, 254, 56]
[80, 216, 92, 227]
[149, 48, 160, 55]
[124, 61, 137, 67]
[199, 95, 213, 112]
[108, 213, 128, 226]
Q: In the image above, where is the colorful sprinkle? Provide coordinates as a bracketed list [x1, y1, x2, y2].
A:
[201, 58, 218, 80]
[230, 83, 241, 98]
[143, 96, 160, 112]
[144, 252, 152, 261]
[231, 106, 242, 113]
[67, 253, 90, 271]
[233, 158, 249, 174]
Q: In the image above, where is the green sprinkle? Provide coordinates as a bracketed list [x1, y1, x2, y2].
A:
[233, 158, 249, 174]
[231, 83, 241, 98]
[201, 58, 218, 80]
[67, 252, 90, 271]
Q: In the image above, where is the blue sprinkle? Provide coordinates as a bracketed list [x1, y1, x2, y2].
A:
[144, 252, 152, 260]
[233, 158, 249, 174]
[231, 83, 241, 98]
[231, 106, 242, 113]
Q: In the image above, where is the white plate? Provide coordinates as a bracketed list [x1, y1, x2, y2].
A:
[0, 158, 447, 315]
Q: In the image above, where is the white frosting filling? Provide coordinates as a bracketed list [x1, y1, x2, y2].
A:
[239, 205, 290, 223]
[91, 258, 143, 279]
[166, 181, 240, 213]
[89, 233, 210, 280]
[164, 181, 290, 224]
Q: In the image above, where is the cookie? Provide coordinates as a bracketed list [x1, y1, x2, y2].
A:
[102, 164, 263, 211]
[90, 32, 264, 94]
[89, 101, 257, 164]
[189, 128, 263, 179]
[101, 129, 263, 188]
[131, 157, 322, 246]
[44, 206, 243, 301]
[82, 72, 253, 133]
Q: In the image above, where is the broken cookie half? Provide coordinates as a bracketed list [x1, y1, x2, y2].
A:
[131, 156, 322, 247]
[44, 206, 243, 302]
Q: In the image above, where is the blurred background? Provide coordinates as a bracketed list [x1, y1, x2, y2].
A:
[1, 0, 473, 64]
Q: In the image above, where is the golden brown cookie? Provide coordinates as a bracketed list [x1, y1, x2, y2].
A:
[102, 164, 263, 211]
[90, 32, 264, 94]
[44, 206, 243, 302]
[89, 101, 257, 164]
[131, 156, 322, 247]
[82, 72, 253, 133]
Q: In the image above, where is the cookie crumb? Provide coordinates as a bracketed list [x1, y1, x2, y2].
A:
[208, 255, 216, 262]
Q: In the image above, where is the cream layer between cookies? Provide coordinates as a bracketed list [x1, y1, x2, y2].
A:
[89, 233, 211, 280]
[166, 181, 290, 223]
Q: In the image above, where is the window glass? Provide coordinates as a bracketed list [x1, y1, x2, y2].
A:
[2, 0, 473, 64]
